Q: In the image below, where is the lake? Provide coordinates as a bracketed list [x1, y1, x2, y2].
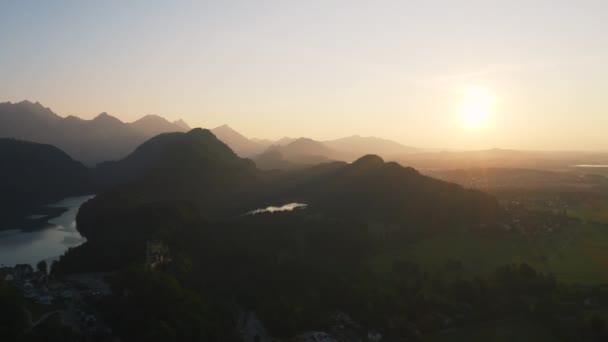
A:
[248, 203, 307, 215]
[571, 165, 608, 168]
[0, 195, 94, 267]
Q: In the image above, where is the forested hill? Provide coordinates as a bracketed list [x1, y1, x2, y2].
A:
[268, 154, 500, 226]
[0, 138, 91, 223]
[75, 130, 501, 253]
[79, 128, 260, 236]
[95, 128, 257, 189]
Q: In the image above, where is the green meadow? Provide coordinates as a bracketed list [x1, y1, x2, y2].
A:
[422, 316, 559, 342]
[369, 223, 608, 285]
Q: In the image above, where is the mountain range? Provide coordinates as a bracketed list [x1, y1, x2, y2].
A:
[210, 125, 420, 165]
[6, 100, 601, 173]
[0, 100, 424, 168]
[0, 101, 190, 165]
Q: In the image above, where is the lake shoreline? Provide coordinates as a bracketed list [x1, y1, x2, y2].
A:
[0, 206, 68, 232]
[0, 195, 94, 267]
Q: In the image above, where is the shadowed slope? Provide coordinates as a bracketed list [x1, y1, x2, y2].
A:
[0, 138, 91, 225]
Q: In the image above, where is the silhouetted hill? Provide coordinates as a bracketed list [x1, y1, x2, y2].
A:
[350, 154, 385, 168]
[0, 101, 189, 165]
[172, 119, 191, 131]
[79, 127, 500, 242]
[211, 124, 265, 157]
[254, 138, 335, 169]
[0, 138, 91, 226]
[324, 135, 419, 160]
[278, 138, 332, 156]
[81, 128, 259, 234]
[254, 135, 421, 169]
[130, 114, 188, 136]
[274, 137, 297, 146]
[69, 146, 501, 275]
[96, 128, 257, 187]
[267, 154, 500, 225]
[251, 149, 300, 170]
[250, 137, 275, 148]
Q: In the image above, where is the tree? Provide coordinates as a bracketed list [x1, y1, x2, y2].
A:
[589, 314, 608, 341]
[0, 279, 29, 338]
[37, 260, 48, 276]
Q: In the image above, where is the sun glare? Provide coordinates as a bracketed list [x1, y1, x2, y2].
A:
[459, 86, 495, 128]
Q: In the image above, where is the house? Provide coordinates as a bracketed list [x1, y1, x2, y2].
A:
[13, 264, 34, 280]
[291, 332, 337, 342]
[146, 241, 171, 269]
[367, 330, 382, 342]
[36, 295, 54, 305]
[237, 311, 270, 342]
[60, 289, 75, 299]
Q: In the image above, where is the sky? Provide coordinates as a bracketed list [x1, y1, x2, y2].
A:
[1, 0, 607, 151]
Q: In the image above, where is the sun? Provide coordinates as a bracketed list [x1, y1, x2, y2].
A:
[459, 86, 495, 128]
[461, 101, 491, 127]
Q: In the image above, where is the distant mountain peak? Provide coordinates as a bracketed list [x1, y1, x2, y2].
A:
[289, 137, 324, 145]
[187, 127, 206, 135]
[291, 137, 313, 143]
[324, 135, 418, 159]
[214, 124, 235, 131]
[18, 100, 36, 105]
[210, 125, 264, 157]
[93, 112, 123, 123]
[187, 128, 225, 141]
[275, 137, 297, 146]
[11, 100, 57, 118]
[17, 100, 44, 107]
[64, 115, 84, 122]
[351, 154, 385, 169]
[173, 119, 190, 130]
[129, 114, 189, 136]
[136, 114, 167, 122]
[0, 101, 200, 165]
[286, 138, 332, 151]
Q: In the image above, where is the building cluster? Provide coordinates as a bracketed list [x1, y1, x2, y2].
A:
[289, 311, 383, 342]
[1, 264, 56, 305]
[504, 200, 577, 235]
[145, 240, 171, 269]
[1, 265, 113, 337]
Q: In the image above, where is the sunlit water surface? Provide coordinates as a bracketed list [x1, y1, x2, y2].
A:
[571, 165, 608, 168]
[0, 195, 94, 267]
[247, 203, 307, 215]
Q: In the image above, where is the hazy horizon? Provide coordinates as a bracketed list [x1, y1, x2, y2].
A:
[2, 1, 607, 151]
[4, 98, 608, 154]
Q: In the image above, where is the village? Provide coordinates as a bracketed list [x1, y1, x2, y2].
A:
[0, 262, 113, 338]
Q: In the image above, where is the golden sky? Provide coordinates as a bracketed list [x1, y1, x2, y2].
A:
[1, 1, 607, 150]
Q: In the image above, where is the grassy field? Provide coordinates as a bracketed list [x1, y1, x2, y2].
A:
[369, 223, 608, 285]
[422, 316, 560, 342]
[568, 201, 608, 225]
[25, 299, 65, 321]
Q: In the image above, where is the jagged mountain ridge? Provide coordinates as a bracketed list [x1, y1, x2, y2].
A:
[0, 101, 190, 165]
